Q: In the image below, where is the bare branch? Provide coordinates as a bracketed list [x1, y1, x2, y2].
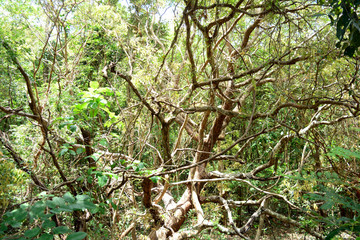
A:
[263, 208, 324, 239]
[0, 130, 47, 191]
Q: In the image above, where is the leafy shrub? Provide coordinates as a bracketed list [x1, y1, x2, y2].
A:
[0, 192, 97, 240]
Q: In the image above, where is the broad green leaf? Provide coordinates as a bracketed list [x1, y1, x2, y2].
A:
[49, 208, 62, 214]
[39, 213, 54, 221]
[31, 202, 46, 217]
[103, 172, 118, 179]
[89, 81, 99, 89]
[57, 206, 73, 212]
[70, 125, 77, 132]
[52, 197, 66, 207]
[74, 102, 88, 111]
[9, 220, 22, 228]
[99, 98, 108, 105]
[69, 199, 96, 211]
[76, 195, 90, 201]
[42, 219, 56, 229]
[68, 203, 84, 210]
[90, 207, 99, 214]
[63, 192, 75, 203]
[20, 203, 29, 210]
[52, 226, 71, 235]
[108, 111, 115, 118]
[59, 122, 67, 129]
[37, 233, 54, 240]
[97, 175, 108, 187]
[336, 14, 350, 40]
[59, 148, 68, 156]
[89, 109, 99, 117]
[46, 200, 56, 209]
[99, 139, 108, 147]
[81, 201, 97, 210]
[24, 227, 41, 238]
[66, 232, 87, 240]
[104, 120, 112, 128]
[0, 223, 8, 232]
[12, 208, 27, 222]
[76, 148, 85, 154]
[110, 201, 117, 210]
[150, 176, 161, 183]
[135, 162, 145, 172]
[97, 87, 112, 95]
[87, 176, 93, 184]
[87, 153, 101, 161]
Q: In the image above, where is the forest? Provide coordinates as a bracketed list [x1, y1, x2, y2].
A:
[0, 0, 359, 239]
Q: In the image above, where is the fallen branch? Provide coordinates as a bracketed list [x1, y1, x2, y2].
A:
[263, 208, 324, 239]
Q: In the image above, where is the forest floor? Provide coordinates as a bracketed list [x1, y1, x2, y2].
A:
[260, 231, 317, 240]
[259, 227, 354, 240]
[241, 222, 317, 240]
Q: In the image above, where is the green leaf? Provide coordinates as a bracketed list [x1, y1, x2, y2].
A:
[63, 192, 75, 203]
[31, 202, 46, 217]
[83, 201, 97, 210]
[46, 200, 56, 209]
[0, 223, 8, 232]
[52, 197, 66, 207]
[76, 195, 90, 201]
[66, 232, 87, 240]
[97, 87, 112, 95]
[9, 220, 22, 228]
[110, 201, 118, 210]
[59, 122, 67, 129]
[24, 227, 41, 238]
[89, 108, 99, 117]
[325, 225, 360, 239]
[59, 148, 68, 156]
[70, 125, 77, 132]
[97, 175, 108, 187]
[99, 139, 108, 147]
[74, 102, 88, 111]
[42, 219, 56, 229]
[150, 176, 161, 183]
[336, 14, 351, 40]
[86, 153, 101, 161]
[89, 81, 99, 89]
[321, 201, 333, 210]
[49, 208, 62, 214]
[69, 198, 96, 211]
[52, 226, 71, 235]
[103, 172, 118, 179]
[76, 148, 85, 154]
[37, 233, 54, 240]
[135, 162, 145, 172]
[87, 175, 93, 184]
[56, 206, 73, 212]
[89, 206, 99, 214]
[39, 213, 54, 221]
[12, 208, 27, 222]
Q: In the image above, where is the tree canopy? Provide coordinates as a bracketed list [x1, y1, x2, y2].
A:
[0, 0, 359, 239]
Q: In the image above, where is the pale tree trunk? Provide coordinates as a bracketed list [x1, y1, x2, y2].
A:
[255, 198, 268, 240]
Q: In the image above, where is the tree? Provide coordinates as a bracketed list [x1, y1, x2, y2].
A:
[0, 0, 359, 239]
